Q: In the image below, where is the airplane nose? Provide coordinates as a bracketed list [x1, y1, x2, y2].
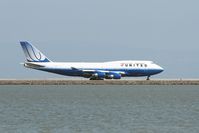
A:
[158, 66, 164, 73]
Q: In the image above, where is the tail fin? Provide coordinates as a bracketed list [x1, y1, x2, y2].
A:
[20, 41, 51, 62]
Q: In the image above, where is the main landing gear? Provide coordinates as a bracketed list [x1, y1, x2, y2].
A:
[146, 76, 150, 80]
[89, 77, 104, 80]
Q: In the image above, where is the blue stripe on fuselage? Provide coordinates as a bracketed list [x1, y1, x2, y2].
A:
[33, 68, 163, 77]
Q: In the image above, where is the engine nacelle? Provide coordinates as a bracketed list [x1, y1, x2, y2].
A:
[106, 72, 121, 79]
[91, 72, 106, 79]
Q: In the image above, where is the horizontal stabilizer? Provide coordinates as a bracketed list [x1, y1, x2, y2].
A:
[24, 62, 45, 68]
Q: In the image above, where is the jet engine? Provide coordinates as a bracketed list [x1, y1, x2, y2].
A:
[90, 72, 106, 80]
[105, 72, 121, 79]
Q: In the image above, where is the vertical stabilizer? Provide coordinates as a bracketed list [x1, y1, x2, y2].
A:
[20, 41, 51, 62]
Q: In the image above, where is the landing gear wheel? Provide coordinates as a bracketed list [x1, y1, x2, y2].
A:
[146, 76, 150, 80]
[89, 77, 104, 80]
[89, 77, 96, 80]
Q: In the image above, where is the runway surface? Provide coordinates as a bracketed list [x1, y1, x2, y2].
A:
[0, 79, 199, 85]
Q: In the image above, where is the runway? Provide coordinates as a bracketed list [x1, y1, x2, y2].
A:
[0, 79, 199, 85]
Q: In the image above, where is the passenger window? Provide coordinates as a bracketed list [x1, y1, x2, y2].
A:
[145, 64, 147, 67]
[125, 64, 128, 67]
[141, 64, 143, 67]
[129, 64, 132, 67]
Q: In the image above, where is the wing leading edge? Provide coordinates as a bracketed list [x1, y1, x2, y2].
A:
[71, 67, 124, 79]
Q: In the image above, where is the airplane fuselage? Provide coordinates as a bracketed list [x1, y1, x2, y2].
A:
[24, 60, 164, 79]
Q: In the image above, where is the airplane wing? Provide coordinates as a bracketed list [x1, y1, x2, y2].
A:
[71, 67, 125, 79]
[82, 69, 110, 73]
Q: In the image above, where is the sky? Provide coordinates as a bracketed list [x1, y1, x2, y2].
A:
[0, 0, 198, 79]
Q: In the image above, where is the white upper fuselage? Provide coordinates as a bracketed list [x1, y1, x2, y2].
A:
[32, 60, 162, 70]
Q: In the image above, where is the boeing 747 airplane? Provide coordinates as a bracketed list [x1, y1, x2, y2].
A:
[20, 41, 164, 80]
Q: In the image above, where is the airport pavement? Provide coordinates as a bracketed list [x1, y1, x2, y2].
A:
[0, 79, 199, 85]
